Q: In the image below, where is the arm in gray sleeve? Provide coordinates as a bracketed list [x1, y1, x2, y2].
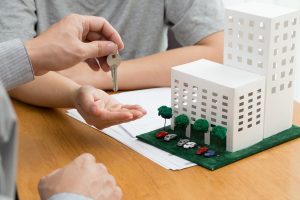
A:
[0, 0, 37, 42]
[0, 39, 34, 90]
[0, 82, 18, 200]
[48, 193, 93, 200]
[165, 0, 224, 46]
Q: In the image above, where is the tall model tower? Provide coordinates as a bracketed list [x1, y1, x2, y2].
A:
[224, 3, 299, 138]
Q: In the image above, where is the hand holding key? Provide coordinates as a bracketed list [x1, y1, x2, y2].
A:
[107, 51, 122, 92]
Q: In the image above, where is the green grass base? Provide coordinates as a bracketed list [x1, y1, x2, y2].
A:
[137, 125, 300, 170]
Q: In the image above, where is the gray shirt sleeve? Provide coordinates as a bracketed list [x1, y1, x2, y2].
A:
[165, 0, 224, 46]
[0, 82, 18, 200]
[0, 39, 34, 90]
[0, 0, 37, 42]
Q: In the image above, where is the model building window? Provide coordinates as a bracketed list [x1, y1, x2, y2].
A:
[201, 114, 206, 119]
[274, 35, 279, 43]
[271, 87, 276, 94]
[275, 22, 280, 30]
[238, 18, 244, 26]
[249, 20, 254, 27]
[248, 46, 253, 53]
[237, 56, 242, 63]
[258, 35, 264, 42]
[192, 105, 197, 109]
[259, 22, 265, 29]
[282, 46, 287, 54]
[291, 43, 295, 51]
[258, 48, 263, 55]
[247, 59, 252, 66]
[280, 84, 284, 91]
[183, 82, 188, 87]
[175, 79, 179, 84]
[221, 121, 227, 126]
[192, 86, 198, 91]
[292, 18, 297, 25]
[288, 81, 292, 88]
[283, 33, 288, 40]
[280, 58, 287, 67]
[248, 33, 253, 40]
[222, 108, 228, 113]
[257, 61, 263, 68]
[292, 31, 296, 38]
[290, 56, 294, 64]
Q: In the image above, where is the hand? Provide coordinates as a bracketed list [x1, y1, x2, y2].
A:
[73, 86, 146, 129]
[25, 14, 124, 76]
[38, 153, 122, 200]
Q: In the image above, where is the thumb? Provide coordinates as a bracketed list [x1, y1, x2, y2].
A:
[81, 41, 117, 59]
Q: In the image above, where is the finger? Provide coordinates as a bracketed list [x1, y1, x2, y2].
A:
[73, 153, 96, 166]
[85, 32, 106, 42]
[44, 168, 61, 178]
[85, 16, 124, 50]
[81, 41, 118, 59]
[94, 109, 133, 121]
[111, 186, 123, 200]
[121, 105, 147, 114]
[85, 58, 100, 71]
[97, 57, 110, 72]
[95, 163, 108, 173]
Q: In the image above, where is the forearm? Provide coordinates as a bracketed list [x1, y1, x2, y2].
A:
[99, 32, 224, 90]
[9, 72, 79, 108]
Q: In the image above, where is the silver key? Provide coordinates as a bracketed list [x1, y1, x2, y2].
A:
[107, 51, 121, 92]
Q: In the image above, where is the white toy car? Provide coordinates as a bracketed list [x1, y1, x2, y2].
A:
[183, 142, 197, 149]
[177, 139, 190, 147]
[164, 134, 177, 141]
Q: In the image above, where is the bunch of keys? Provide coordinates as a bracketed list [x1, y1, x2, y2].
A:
[107, 51, 122, 92]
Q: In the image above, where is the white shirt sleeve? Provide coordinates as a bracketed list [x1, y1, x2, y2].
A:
[48, 193, 93, 200]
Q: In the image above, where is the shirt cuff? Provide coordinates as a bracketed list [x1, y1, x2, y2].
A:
[48, 193, 93, 200]
[0, 39, 34, 90]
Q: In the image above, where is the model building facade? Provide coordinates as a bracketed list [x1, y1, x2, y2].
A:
[224, 2, 299, 138]
[171, 3, 299, 152]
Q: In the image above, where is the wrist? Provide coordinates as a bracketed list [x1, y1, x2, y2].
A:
[25, 39, 48, 76]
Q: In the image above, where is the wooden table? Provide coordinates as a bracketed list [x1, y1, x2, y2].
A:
[14, 100, 300, 200]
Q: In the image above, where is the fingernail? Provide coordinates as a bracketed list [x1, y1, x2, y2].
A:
[107, 43, 117, 53]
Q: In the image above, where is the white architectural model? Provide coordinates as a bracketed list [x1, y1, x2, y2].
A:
[170, 3, 299, 152]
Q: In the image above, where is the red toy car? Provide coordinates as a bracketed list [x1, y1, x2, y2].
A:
[156, 131, 168, 138]
[196, 147, 209, 155]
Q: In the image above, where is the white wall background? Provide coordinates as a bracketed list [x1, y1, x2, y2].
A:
[223, 0, 300, 102]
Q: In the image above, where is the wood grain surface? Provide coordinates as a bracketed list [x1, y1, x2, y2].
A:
[14, 100, 300, 200]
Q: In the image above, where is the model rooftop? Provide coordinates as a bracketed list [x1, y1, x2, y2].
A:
[172, 59, 264, 88]
[226, 2, 298, 19]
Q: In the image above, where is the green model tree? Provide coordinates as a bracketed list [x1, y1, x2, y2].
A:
[193, 119, 209, 144]
[211, 125, 227, 149]
[175, 114, 190, 138]
[158, 106, 173, 131]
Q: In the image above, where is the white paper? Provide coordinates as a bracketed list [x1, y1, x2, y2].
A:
[66, 88, 196, 170]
